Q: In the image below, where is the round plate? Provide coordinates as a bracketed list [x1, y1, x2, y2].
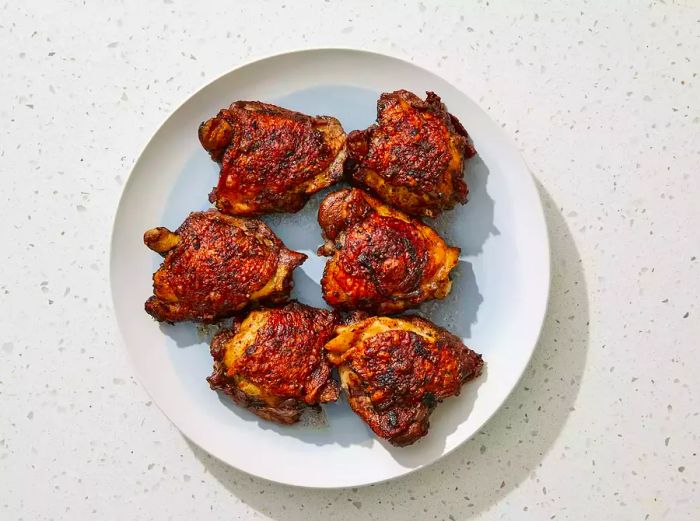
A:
[110, 49, 550, 488]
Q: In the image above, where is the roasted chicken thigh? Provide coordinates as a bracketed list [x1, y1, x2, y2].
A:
[144, 210, 306, 323]
[207, 302, 340, 424]
[325, 314, 483, 446]
[199, 101, 346, 216]
[318, 188, 460, 314]
[345, 90, 475, 217]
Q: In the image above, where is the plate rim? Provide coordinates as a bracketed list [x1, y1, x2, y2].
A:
[109, 47, 551, 489]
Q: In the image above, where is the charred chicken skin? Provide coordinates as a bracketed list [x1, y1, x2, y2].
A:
[317, 188, 460, 314]
[144, 210, 306, 323]
[325, 314, 483, 446]
[345, 90, 475, 217]
[207, 302, 340, 424]
[199, 101, 347, 216]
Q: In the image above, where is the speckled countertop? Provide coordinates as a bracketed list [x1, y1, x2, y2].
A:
[1, 1, 698, 519]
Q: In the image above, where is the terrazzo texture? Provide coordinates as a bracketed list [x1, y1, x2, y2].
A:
[1, 1, 698, 519]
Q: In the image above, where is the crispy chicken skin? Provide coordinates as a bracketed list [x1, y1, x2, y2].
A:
[199, 101, 347, 216]
[345, 90, 476, 217]
[325, 314, 483, 446]
[207, 302, 340, 424]
[144, 210, 306, 323]
[317, 188, 460, 314]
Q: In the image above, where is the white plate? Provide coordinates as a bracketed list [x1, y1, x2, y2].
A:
[110, 49, 550, 488]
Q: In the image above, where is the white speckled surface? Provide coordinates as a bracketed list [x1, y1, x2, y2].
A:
[1, 1, 698, 519]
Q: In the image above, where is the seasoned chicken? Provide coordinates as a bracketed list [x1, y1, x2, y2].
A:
[144, 210, 306, 323]
[325, 314, 483, 446]
[199, 101, 346, 216]
[317, 188, 460, 314]
[345, 90, 475, 217]
[207, 302, 340, 424]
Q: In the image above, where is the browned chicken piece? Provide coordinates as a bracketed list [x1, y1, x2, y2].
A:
[207, 302, 340, 424]
[325, 314, 483, 446]
[345, 90, 476, 218]
[317, 188, 460, 314]
[199, 101, 347, 216]
[144, 210, 306, 323]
